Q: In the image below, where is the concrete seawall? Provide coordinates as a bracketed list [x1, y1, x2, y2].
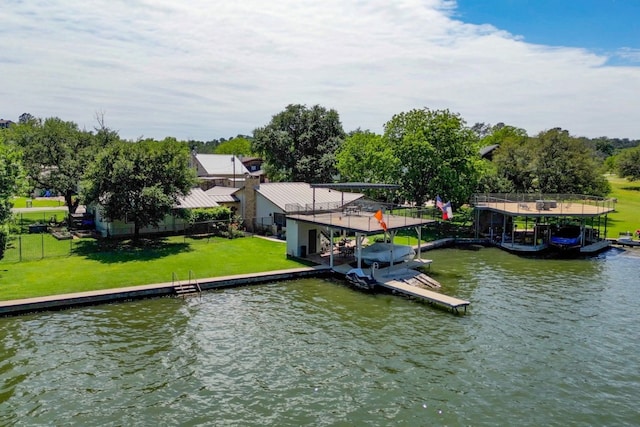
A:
[0, 266, 332, 317]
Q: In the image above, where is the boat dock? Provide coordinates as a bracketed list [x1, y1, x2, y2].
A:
[334, 259, 470, 314]
[380, 279, 470, 314]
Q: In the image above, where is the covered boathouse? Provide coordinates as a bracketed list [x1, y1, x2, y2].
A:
[284, 184, 470, 313]
[471, 193, 617, 255]
[283, 183, 435, 269]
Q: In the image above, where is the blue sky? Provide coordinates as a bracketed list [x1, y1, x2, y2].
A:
[2, 0, 640, 141]
[455, 0, 640, 64]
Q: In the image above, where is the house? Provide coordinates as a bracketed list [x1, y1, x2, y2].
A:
[191, 153, 250, 190]
[240, 156, 266, 182]
[242, 180, 364, 235]
[479, 144, 500, 160]
[92, 187, 221, 237]
[0, 119, 14, 129]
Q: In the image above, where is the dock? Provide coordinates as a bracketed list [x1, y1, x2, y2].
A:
[380, 279, 470, 314]
[334, 260, 470, 314]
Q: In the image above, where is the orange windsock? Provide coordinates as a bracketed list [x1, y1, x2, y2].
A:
[374, 209, 383, 222]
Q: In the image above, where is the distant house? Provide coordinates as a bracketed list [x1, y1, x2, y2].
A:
[242, 181, 364, 234]
[92, 187, 221, 237]
[240, 156, 266, 182]
[0, 119, 14, 129]
[191, 153, 250, 189]
[479, 144, 500, 160]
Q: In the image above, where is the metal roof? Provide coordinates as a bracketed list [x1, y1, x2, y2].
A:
[479, 144, 500, 158]
[195, 154, 250, 176]
[205, 186, 240, 203]
[176, 188, 220, 209]
[256, 182, 363, 212]
[287, 211, 434, 234]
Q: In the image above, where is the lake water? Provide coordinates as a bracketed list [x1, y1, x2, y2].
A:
[1, 247, 639, 426]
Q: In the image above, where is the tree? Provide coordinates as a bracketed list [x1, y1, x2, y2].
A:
[252, 104, 345, 183]
[532, 128, 610, 196]
[214, 137, 253, 156]
[384, 108, 480, 207]
[487, 126, 534, 192]
[0, 133, 24, 259]
[83, 139, 196, 239]
[6, 117, 100, 217]
[335, 130, 399, 200]
[616, 145, 640, 181]
[18, 112, 36, 125]
[94, 111, 121, 147]
[475, 160, 515, 194]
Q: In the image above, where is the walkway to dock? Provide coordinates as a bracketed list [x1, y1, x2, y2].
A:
[379, 279, 470, 314]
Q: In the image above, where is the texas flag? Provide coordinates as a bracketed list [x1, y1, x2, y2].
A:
[436, 196, 444, 211]
[442, 201, 454, 220]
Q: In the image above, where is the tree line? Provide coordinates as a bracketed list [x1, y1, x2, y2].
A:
[1, 105, 639, 258]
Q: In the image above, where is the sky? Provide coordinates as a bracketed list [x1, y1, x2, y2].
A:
[2, 0, 640, 141]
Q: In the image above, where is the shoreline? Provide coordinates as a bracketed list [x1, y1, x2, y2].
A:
[0, 265, 332, 317]
[2, 237, 637, 318]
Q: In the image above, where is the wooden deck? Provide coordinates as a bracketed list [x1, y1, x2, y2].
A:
[476, 201, 614, 217]
[381, 279, 470, 314]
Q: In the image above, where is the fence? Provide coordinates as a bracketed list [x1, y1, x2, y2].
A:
[1, 215, 241, 263]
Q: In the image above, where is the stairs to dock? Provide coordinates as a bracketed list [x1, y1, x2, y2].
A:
[173, 271, 202, 298]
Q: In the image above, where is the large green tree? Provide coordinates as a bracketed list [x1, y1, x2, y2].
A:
[616, 145, 640, 181]
[532, 128, 610, 196]
[335, 130, 399, 200]
[490, 127, 610, 196]
[0, 133, 24, 259]
[384, 108, 480, 206]
[6, 117, 100, 215]
[487, 125, 534, 192]
[252, 104, 345, 183]
[214, 137, 253, 156]
[83, 139, 196, 239]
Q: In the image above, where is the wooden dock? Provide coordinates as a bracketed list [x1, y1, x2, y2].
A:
[380, 279, 470, 314]
[333, 259, 470, 314]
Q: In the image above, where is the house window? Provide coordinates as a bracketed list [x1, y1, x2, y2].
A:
[273, 212, 286, 226]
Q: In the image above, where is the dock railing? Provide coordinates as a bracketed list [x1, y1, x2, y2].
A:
[472, 193, 617, 215]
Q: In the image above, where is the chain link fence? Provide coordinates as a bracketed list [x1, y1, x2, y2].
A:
[1, 211, 242, 263]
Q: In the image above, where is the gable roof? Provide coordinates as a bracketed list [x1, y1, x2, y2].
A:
[194, 154, 250, 176]
[256, 182, 364, 212]
[479, 144, 500, 159]
[204, 186, 240, 203]
[176, 187, 220, 209]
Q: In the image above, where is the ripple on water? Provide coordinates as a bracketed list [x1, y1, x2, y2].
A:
[1, 250, 640, 426]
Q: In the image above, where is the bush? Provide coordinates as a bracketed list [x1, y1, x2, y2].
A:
[187, 206, 232, 223]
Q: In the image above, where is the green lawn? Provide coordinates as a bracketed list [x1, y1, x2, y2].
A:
[606, 175, 640, 237]
[12, 209, 67, 227]
[11, 196, 66, 208]
[0, 236, 304, 301]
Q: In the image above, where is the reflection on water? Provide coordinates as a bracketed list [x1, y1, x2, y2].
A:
[1, 248, 639, 426]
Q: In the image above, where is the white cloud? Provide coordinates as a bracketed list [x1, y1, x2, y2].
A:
[2, 0, 640, 140]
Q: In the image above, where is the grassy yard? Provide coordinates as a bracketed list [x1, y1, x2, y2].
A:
[0, 236, 304, 301]
[606, 175, 640, 237]
[11, 196, 66, 208]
